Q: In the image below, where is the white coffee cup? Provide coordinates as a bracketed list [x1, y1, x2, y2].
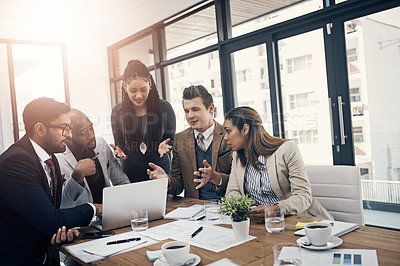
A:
[304, 222, 332, 246]
[160, 241, 190, 265]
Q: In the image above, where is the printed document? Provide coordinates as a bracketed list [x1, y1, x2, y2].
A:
[172, 224, 256, 253]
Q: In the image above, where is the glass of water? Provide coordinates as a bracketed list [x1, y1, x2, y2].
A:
[265, 207, 285, 233]
[204, 201, 220, 222]
[130, 209, 148, 231]
[272, 243, 302, 266]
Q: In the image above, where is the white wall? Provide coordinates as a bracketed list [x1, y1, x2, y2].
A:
[0, 0, 202, 142]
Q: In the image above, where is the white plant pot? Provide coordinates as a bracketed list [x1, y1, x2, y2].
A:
[231, 218, 250, 241]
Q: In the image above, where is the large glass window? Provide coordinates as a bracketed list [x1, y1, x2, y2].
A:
[166, 52, 223, 132]
[0, 44, 14, 152]
[12, 44, 66, 138]
[231, 0, 323, 38]
[345, 7, 400, 228]
[112, 34, 154, 77]
[165, 5, 217, 60]
[278, 29, 333, 165]
[232, 45, 273, 133]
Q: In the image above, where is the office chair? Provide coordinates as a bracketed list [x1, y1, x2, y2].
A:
[306, 165, 364, 225]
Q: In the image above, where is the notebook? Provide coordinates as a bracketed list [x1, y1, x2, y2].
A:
[294, 220, 359, 237]
[91, 178, 168, 231]
[164, 204, 205, 220]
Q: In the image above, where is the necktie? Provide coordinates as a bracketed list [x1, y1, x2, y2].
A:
[45, 158, 57, 207]
[197, 133, 206, 152]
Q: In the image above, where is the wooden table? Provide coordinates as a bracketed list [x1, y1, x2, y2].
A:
[60, 196, 400, 265]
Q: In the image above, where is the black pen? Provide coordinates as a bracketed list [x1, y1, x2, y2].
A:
[106, 237, 141, 245]
[190, 226, 203, 238]
[91, 152, 99, 160]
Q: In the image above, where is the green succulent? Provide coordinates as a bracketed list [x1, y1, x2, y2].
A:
[219, 194, 256, 222]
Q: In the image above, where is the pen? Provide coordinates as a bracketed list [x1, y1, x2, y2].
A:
[106, 237, 141, 245]
[91, 152, 99, 160]
[190, 226, 203, 238]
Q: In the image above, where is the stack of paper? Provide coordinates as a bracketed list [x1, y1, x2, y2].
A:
[164, 204, 205, 220]
[295, 220, 359, 237]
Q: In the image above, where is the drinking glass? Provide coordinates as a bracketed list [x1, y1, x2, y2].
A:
[204, 201, 220, 222]
[265, 207, 285, 233]
[130, 209, 148, 231]
[272, 243, 302, 266]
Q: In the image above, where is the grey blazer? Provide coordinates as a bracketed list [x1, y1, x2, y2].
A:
[56, 137, 130, 208]
[226, 141, 333, 220]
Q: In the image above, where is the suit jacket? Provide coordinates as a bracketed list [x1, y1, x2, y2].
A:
[56, 137, 130, 208]
[226, 141, 333, 220]
[168, 122, 232, 199]
[0, 135, 94, 265]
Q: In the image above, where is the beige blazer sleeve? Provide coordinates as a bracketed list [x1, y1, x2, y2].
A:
[226, 152, 244, 197]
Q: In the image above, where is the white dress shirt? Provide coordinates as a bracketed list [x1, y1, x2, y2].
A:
[29, 138, 97, 217]
[194, 121, 215, 151]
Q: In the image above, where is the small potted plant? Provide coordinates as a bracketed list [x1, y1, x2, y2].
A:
[219, 194, 256, 240]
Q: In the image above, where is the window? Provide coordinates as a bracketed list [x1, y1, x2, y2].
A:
[0, 41, 67, 150]
[112, 34, 153, 77]
[260, 82, 267, 90]
[232, 45, 273, 133]
[230, 0, 323, 38]
[287, 54, 312, 74]
[166, 52, 223, 132]
[289, 92, 316, 109]
[349, 87, 361, 102]
[353, 127, 364, 143]
[352, 106, 364, 116]
[288, 129, 318, 144]
[260, 67, 265, 79]
[347, 48, 358, 62]
[263, 100, 268, 114]
[237, 69, 249, 82]
[360, 168, 369, 178]
[165, 5, 217, 60]
[210, 79, 215, 88]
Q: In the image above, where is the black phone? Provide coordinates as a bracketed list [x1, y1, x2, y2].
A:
[80, 230, 115, 239]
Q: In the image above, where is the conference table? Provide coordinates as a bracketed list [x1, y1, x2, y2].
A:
[60, 195, 400, 265]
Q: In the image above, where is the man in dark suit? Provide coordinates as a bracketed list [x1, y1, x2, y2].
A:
[148, 85, 232, 200]
[0, 98, 101, 265]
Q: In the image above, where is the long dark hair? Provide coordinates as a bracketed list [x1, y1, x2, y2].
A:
[121, 60, 162, 143]
[225, 106, 287, 170]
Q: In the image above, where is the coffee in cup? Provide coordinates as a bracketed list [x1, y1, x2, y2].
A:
[304, 222, 332, 246]
[160, 241, 190, 265]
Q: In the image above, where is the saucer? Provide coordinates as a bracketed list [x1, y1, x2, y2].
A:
[154, 253, 201, 266]
[297, 236, 343, 250]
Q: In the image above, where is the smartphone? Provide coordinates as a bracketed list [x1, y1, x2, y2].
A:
[80, 230, 115, 239]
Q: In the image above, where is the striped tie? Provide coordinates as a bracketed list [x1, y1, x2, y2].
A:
[45, 158, 57, 207]
[197, 133, 206, 152]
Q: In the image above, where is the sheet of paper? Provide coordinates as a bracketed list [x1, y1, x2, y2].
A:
[300, 249, 378, 266]
[164, 204, 205, 220]
[172, 224, 256, 253]
[140, 220, 201, 241]
[65, 231, 158, 263]
[206, 258, 240, 265]
[203, 214, 232, 225]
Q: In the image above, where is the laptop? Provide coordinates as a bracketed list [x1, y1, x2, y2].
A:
[91, 178, 168, 231]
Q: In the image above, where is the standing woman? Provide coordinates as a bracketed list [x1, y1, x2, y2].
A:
[223, 106, 333, 222]
[111, 60, 176, 183]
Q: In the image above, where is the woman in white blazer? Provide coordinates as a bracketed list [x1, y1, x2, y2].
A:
[224, 107, 333, 223]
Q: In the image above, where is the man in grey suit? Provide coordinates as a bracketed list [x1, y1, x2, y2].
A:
[56, 109, 130, 208]
[148, 85, 232, 201]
